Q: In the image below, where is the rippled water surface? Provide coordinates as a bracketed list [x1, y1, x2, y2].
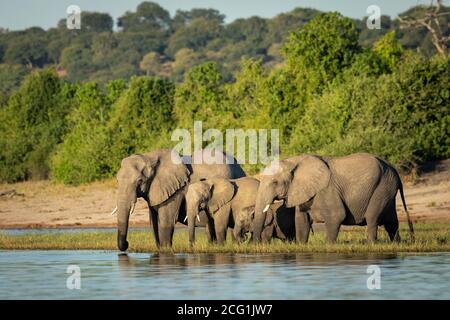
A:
[0, 250, 449, 299]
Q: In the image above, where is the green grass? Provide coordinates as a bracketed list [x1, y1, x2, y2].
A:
[1, 222, 450, 253]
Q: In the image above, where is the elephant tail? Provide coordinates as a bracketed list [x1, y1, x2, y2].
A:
[399, 181, 415, 241]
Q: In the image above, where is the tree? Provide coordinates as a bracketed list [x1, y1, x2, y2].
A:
[105, 76, 175, 172]
[172, 8, 225, 30]
[51, 82, 112, 184]
[224, 16, 268, 55]
[166, 18, 223, 56]
[139, 51, 165, 76]
[398, 0, 449, 56]
[60, 42, 95, 82]
[91, 32, 118, 66]
[373, 31, 404, 70]
[3, 28, 48, 68]
[0, 69, 75, 181]
[266, 8, 321, 44]
[282, 12, 360, 81]
[171, 48, 201, 80]
[0, 64, 28, 95]
[81, 12, 114, 32]
[118, 2, 171, 34]
[174, 62, 228, 129]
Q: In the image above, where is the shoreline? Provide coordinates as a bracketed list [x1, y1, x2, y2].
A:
[0, 159, 449, 229]
[1, 222, 449, 253]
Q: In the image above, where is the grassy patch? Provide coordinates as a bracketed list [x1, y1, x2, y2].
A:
[1, 222, 450, 253]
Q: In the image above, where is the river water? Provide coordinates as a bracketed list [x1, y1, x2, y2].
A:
[0, 250, 449, 299]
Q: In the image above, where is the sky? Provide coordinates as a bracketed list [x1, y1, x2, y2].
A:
[0, 0, 446, 31]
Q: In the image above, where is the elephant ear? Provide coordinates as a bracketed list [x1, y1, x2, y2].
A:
[285, 156, 331, 208]
[148, 150, 191, 206]
[208, 179, 235, 214]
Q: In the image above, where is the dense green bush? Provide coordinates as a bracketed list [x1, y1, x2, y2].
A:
[0, 12, 448, 184]
[288, 53, 450, 170]
[51, 82, 113, 184]
[0, 69, 75, 182]
[282, 12, 360, 82]
[104, 76, 175, 174]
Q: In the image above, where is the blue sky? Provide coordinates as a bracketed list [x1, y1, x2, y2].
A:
[0, 0, 445, 30]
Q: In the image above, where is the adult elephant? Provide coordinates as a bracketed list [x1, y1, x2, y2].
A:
[112, 149, 245, 251]
[252, 153, 414, 243]
[185, 177, 259, 245]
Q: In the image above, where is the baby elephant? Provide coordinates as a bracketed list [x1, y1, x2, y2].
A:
[185, 177, 260, 245]
[235, 202, 296, 242]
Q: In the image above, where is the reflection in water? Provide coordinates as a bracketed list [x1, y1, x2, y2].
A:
[0, 250, 449, 300]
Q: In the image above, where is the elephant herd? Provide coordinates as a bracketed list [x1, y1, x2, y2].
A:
[111, 149, 414, 252]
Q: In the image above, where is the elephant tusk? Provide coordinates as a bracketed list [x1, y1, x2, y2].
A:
[110, 206, 118, 215]
[129, 202, 136, 215]
[183, 215, 200, 223]
[273, 199, 284, 203]
[263, 204, 270, 213]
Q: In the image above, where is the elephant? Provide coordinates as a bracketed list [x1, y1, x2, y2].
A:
[112, 148, 245, 251]
[235, 202, 296, 243]
[185, 176, 260, 245]
[252, 153, 414, 244]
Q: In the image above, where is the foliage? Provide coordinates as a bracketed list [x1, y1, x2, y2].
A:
[0, 6, 448, 184]
[51, 83, 112, 184]
[0, 69, 75, 182]
[104, 76, 175, 174]
[0, 2, 447, 87]
[288, 53, 449, 170]
[373, 31, 404, 71]
[282, 12, 360, 82]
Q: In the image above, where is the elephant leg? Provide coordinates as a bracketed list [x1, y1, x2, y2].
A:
[324, 220, 341, 243]
[295, 206, 310, 243]
[366, 220, 378, 243]
[261, 225, 275, 243]
[364, 187, 392, 243]
[206, 218, 216, 243]
[214, 208, 230, 245]
[383, 199, 400, 242]
[157, 192, 184, 247]
[215, 226, 227, 244]
[149, 206, 160, 248]
[384, 220, 400, 242]
[230, 231, 237, 242]
[315, 187, 345, 243]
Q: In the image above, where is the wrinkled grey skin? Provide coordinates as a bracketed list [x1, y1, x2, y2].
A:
[115, 149, 245, 251]
[236, 202, 296, 242]
[252, 153, 414, 244]
[186, 177, 259, 245]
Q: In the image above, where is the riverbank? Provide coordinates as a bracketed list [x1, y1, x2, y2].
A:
[1, 222, 449, 253]
[0, 159, 449, 229]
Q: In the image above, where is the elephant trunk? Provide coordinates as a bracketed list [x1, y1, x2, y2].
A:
[187, 205, 198, 246]
[116, 184, 136, 252]
[233, 223, 244, 243]
[252, 191, 276, 243]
